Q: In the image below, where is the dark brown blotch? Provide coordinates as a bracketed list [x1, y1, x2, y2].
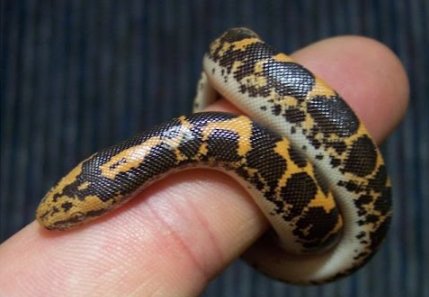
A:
[368, 165, 388, 192]
[283, 107, 306, 123]
[205, 129, 241, 162]
[61, 202, 73, 213]
[271, 104, 282, 116]
[343, 135, 378, 177]
[280, 172, 318, 220]
[328, 141, 347, 155]
[294, 206, 341, 251]
[330, 156, 341, 168]
[288, 146, 307, 168]
[368, 216, 391, 251]
[263, 61, 315, 101]
[246, 127, 287, 192]
[307, 95, 359, 137]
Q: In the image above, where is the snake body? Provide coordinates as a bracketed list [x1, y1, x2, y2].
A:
[36, 28, 391, 284]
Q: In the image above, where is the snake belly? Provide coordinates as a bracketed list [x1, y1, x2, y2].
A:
[36, 28, 391, 285]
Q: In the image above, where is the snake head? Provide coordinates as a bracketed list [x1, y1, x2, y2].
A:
[36, 188, 108, 230]
[36, 160, 111, 230]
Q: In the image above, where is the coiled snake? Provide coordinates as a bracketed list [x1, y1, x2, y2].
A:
[36, 28, 391, 284]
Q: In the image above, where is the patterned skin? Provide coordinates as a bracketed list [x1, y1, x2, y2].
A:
[36, 28, 391, 284]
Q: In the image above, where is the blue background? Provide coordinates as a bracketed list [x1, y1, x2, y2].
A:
[1, 1, 428, 296]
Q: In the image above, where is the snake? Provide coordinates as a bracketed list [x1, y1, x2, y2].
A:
[36, 27, 391, 285]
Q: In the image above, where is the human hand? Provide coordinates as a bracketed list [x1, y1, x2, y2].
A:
[0, 36, 408, 297]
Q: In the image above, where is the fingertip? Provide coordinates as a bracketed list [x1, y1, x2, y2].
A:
[292, 35, 409, 143]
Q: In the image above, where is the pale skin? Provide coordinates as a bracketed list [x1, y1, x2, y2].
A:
[0, 36, 409, 297]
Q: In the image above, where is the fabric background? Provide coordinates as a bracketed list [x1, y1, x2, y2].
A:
[1, 1, 428, 296]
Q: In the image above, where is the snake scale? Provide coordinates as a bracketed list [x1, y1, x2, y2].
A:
[36, 28, 391, 284]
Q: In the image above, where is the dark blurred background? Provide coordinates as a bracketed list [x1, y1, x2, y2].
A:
[1, 1, 428, 296]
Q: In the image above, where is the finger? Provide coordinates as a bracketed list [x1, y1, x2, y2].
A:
[0, 36, 409, 297]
